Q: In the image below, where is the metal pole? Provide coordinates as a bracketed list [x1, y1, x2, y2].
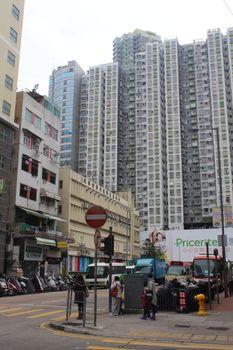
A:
[66, 287, 70, 322]
[215, 256, 220, 304]
[109, 226, 113, 313]
[215, 127, 228, 297]
[94, 245, 97, 326]
[206, 241, 212, 309]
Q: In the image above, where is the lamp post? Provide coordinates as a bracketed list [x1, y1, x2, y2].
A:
[214, 127, 228, 297]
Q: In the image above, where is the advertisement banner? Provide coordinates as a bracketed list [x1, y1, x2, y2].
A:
[165, 228, 233, 262]
[212, 206, 233, 227]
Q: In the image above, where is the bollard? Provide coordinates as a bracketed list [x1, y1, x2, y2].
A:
[194, 293, 207, 316]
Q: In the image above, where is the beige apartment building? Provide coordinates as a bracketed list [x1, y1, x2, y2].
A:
[0, 1, 24, 273]
[8, 90, 65, 277]
[58, 168, 140, 272]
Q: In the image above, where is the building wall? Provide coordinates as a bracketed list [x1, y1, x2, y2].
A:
[58, 168, 140, 272]
[49, 60, 85, 171]
[0, 0, 24, 273]
[8, 91, 62, 276]
[12, 91, 61, 214]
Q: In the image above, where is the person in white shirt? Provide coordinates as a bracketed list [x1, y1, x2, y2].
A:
[110, 276, 122, 316]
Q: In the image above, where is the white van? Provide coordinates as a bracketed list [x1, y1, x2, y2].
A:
[85, 262, 126, 288]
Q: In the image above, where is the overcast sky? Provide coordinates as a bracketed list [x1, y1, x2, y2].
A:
[18, 0, 233, 96]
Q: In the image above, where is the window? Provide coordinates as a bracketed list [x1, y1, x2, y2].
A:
[0, 126, 10, 142]
[59, 180, 63, 189]
[42, 168, 56, 184]
[10, 27, 17, 43]
[44, 122, 58, 141]
[0, 155, 6, 169]
[25, 108, 41, 129]
[20, 184, 37, 201]
[12, 4, 20, 20]
[7, 51, 15, 66]
[2, 100, 11, 116]
[58, 205, 62, 214]
[5, 75, 13, 91]
[21, 155, 38, 177]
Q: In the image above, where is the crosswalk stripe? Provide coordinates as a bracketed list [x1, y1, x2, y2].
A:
[6, 308, 44, 317]
[0, 308, 23, 313]
[27, 310, 64, 319]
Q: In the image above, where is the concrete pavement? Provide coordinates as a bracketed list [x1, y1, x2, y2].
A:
[49, 294, 233, 346]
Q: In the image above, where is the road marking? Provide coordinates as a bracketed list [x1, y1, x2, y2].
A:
[27, 310, 64, 318]
[51, 312, 76, 321]
[0, 308, 23, 313]
[6, 308, 44, 316]
[87, 343, 233, 350]
[40, 322, 233, 350]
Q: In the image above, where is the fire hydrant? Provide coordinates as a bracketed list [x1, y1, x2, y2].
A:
[194, 293, 207, 316]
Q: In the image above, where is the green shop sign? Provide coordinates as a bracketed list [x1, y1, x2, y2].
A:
[176, 238, 218, 247]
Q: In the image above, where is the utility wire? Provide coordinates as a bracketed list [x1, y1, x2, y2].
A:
[222, 0, 233, 16]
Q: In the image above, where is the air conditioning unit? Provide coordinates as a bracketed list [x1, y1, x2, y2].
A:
[33, 150, 40, 158]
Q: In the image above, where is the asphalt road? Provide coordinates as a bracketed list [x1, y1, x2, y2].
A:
[0, 290, 230, 350]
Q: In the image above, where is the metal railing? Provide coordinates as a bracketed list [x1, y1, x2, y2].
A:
[66, 287, 94, 327]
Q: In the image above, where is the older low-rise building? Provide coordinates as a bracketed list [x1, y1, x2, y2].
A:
[8, 90, 66, 276]
[58, 167, 140, 272]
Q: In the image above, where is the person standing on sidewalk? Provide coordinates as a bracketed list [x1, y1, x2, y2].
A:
[73, 274, 89, 320]
[110, 276, 122, 316]
[141, 273, 158, 320]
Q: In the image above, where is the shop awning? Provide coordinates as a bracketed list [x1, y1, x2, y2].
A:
[18, 206, 48, 219]
[42, 213, 66, 222]
[36, 237, 56, 246]
[17, 206, 66, 222]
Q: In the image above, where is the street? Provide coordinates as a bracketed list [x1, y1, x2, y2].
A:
[1, 289, 233, 350]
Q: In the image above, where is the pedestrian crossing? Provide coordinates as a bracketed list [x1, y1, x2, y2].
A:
[0, 304, 69, 320]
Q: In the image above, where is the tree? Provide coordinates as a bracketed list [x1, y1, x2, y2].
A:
[141, 239, 166, 259]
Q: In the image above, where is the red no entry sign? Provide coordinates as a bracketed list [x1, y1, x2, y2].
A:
[85, 206, 107, 228]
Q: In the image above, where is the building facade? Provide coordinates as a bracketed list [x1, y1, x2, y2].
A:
[77, 28, 233, 233]
[58, 167, 140, 272]
[0, 0, 24, 273]
[8, 90, 66, 276]
[49, 60, 85, 171]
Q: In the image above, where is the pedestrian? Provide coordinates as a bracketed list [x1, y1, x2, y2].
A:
[110, 276, 122, 316]
[141, 273, 158, 320]
[73, 274, 89, 320]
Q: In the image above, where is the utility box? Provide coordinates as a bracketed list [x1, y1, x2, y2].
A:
[124, 274, 144, 311]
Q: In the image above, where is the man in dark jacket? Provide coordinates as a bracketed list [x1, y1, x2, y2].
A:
[73, 274, 89, 319]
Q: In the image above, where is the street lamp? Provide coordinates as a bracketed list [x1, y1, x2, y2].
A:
[192, 127, 228, 297]
[214, 127, 228, 297]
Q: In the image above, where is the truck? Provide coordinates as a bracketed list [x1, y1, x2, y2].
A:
[192, 254, 224, 298]
[165, 261, 192, 282]
[134, 258, 167, 285]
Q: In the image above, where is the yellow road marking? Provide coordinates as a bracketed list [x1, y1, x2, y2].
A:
[27, 310, 64, 319]
[0, 308, 23, 313]
[6, 308, 44, 316]
[51, 312, 76, 321]
[40, 322, 233, 350]
[87, 343, 233, 350]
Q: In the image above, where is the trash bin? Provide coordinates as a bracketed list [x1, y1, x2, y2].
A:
[124, 274, 144, 310]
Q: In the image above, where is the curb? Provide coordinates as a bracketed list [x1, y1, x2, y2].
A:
[48, 322, 233, 345]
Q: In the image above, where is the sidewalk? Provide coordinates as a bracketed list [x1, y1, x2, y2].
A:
[49, 294, 233, 345]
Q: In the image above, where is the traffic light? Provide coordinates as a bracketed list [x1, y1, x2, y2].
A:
[100, 234, 114, 256]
